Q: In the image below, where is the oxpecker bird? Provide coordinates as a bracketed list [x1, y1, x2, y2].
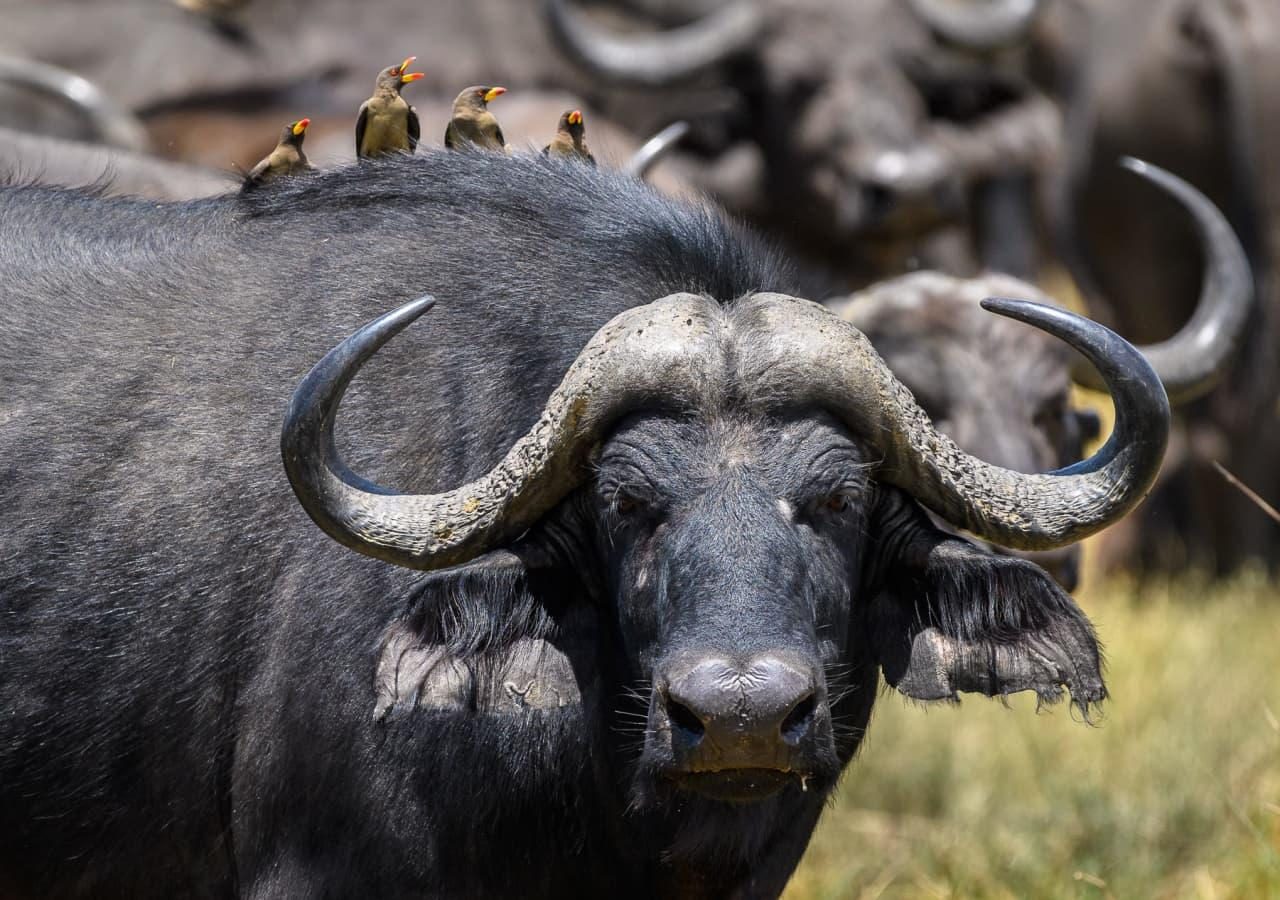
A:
[240, 118, 313, 192]
[444, 86, 508, 152]
[355, 57, 425, 159]
[542, 109, 595, 166]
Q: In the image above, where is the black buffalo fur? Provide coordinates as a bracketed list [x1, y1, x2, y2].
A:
[0, 151, 1104, 899]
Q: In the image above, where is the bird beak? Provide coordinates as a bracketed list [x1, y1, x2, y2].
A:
[292, 118, 310, 136]
[567, 110, 583, 126]
[396, 56, 416, 75]
[400, 71, 425, 84]
[483, 86, 507, 103]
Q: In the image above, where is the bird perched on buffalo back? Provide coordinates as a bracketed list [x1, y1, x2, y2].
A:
[542, 109, 595, 166]
[240, 118, 313, 192]
[444, 86, 508, 152]
[356, 57, 425, 159]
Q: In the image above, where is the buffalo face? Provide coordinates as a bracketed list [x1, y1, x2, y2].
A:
[593, 412, 869, 801]
[283, 289, 1168, 819]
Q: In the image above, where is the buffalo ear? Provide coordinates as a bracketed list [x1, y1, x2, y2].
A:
[373, 546, 594, 721]
[870, 539, 1105, 714]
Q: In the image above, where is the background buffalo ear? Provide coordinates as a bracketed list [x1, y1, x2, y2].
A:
[869, 540, 1106, 716]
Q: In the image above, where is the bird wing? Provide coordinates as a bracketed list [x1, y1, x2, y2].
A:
[407, 105, 421, 152]
[444, 120, 458, 150]
[585, 150, 596, 167]
[355, 101, 370, 158]
[492, 121, 505, 149]
[541, 144, 551, 156]
[240, 157, 270, 192]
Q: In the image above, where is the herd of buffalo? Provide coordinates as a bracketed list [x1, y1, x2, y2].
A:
[0, 0, 1274, 897]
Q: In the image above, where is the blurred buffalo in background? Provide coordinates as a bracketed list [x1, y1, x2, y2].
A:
[1036, 0, 1280, 573]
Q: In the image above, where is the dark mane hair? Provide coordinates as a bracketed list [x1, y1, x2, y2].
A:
[235, 149, 799, 305]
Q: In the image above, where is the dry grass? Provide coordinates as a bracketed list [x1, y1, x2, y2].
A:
[786, 570, 1280, 899]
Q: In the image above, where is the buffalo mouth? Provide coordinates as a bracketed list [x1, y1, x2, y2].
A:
[667, 768, 802, 803]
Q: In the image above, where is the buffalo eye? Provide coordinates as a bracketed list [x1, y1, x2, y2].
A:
[615, 494, 641, 515]
[823, 494, 851, 513]
[810, 490, 862, 520]
[610, 489, 653, 520]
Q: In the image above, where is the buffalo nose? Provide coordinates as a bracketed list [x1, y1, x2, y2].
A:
[662, 655, 817, 762]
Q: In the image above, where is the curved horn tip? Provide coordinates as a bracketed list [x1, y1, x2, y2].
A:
[1115, 155, 1207, 200]
[1103, 154, 1253, 404]
[981, 294, 1170, 415]
[1118, 155, 1150, 176]
[283, 294, 436, 428]
[624, 120, 692, 179]
[1117, 156, 1178, 188]
[979, 295, 1068, 327]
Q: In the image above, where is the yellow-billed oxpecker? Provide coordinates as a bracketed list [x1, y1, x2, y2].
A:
[444, 85, 508, 152]
[241, 118, 313, 192]
[355, 57, 425, 159]
[542, 109, 595, 166]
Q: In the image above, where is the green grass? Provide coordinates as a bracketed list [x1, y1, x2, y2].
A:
[785, 570, 1280, 899]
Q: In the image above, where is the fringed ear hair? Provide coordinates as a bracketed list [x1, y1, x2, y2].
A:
[871, 538, 1106, 719]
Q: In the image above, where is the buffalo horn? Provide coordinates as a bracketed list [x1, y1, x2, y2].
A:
[737, 293, 1169, 551]
[624, 120, 691, 179]
[907, 0, 1044, 52]
[543, 0, 763, 87]
[0, 55, 150, 152]
[1069, 158, 1253, 404]
[282, 293, 724, 570]
[285, 291, 1168, 567]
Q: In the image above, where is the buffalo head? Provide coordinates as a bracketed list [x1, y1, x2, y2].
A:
[281, 289, 1166, 806]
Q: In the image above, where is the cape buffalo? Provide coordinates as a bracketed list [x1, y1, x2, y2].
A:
[545, 0, 1060, 277]
[0, 152, 1167, 897]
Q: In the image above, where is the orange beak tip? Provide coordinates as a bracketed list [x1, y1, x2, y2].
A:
[402, 72, 425, 83]
[398, 56, 417, 73]
[484, 87, 507, 102]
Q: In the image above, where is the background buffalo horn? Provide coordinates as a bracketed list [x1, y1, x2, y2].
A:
[624, 120, 691, 179]
[544, 0, 763, 87]
[906, 0, 1044, 52]
[1069, 158, 1253, 404]
[0, 54, 150, 152]
[282, 293, 724, 570]
[738, 294, 1169, 551]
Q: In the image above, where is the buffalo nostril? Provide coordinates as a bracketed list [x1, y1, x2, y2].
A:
[665, 696, 706, 745]
[780, 692, 816, 745]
